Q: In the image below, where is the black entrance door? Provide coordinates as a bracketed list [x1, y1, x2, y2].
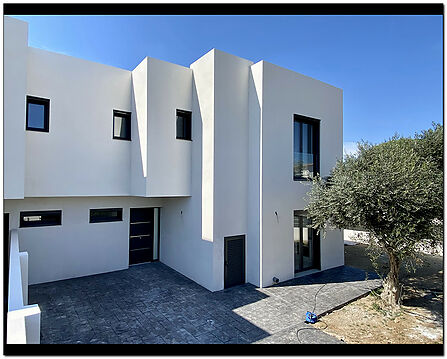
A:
[129, 208, 154, 265]
[224, 235, 245, 289]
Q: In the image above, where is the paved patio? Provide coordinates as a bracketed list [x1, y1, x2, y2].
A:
[29, 263, 381, 344]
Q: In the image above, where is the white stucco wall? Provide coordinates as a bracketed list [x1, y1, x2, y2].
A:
[130, 57, 193, 197]
[146, 57, 193, 197]
[161, 49, 255, 291]
[191, 50, 215, 243]
[158, 52, 216, 290]
[258, 61, 344, 287]
[4, 17, 27, 199]
[159, 197, 215, 290]
[247, 62, 263, 287]
[176, 49, 256, 291]
[320, 229, 344, 271]
[147, 51, 344, 291]
[212, 50, 253, 289]
[130, 57, 148, 196]
[5, 197, 163, 285]
[25, 48, 132, 197]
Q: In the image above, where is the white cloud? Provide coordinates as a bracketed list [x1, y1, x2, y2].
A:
[343, 141, 358, 157]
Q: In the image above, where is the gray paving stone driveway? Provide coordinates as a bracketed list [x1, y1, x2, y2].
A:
[29, 263, 381, 344]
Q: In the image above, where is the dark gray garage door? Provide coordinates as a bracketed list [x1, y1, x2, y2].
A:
[224, 235, 245, 289]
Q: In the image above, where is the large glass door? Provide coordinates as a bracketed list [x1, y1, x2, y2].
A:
[294, 210, 320, 273]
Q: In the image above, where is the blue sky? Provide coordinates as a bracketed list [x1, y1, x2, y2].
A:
[12, 15, 443, 154]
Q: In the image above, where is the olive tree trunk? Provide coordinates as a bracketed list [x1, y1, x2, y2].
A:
[381, 251, 401, 306]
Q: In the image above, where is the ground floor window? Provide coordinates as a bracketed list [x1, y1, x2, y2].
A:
[294, 210, 320, 273]
[20, 210, 61, 227]
[89, 208, 123, 223]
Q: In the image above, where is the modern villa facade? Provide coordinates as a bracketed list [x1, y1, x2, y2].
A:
[4, 16, 344, 293]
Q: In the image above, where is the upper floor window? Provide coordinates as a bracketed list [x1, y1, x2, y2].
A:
[293, 114, 320, 180]
[176, 109, 192, 141]
[113, 110, 131, 141]
[26, 96, 50, 132]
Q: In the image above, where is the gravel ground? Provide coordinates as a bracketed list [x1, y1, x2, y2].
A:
[314, 243, 443, 344]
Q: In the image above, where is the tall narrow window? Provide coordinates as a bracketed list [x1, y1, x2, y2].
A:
[176, 109, 192, 140]
[26, 96, 50, 132]
[293, 114, 320, 180]
[294, 210, 320, 273]
[113, 110, 131, 141]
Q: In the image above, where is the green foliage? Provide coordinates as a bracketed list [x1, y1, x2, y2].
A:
[414, 122, 444, 246]
[414, 122, 444, 172]
[307, 123, 443, 264]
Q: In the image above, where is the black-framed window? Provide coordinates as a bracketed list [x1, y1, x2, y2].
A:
[294, 210, 320, 273]
[113, 110, 131, 141]
[90, 208, 123, 223]
[26, 96, 50, 132]
[293, 114, 320, 180]
[20, 210, 61, 228]
[176, 109, 192, 140]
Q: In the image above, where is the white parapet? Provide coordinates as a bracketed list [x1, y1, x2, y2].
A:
[19, 252, 28, 305]
[7, 230, 41, 344]
[7, 305, 41, 344]
[8, 230, 24, 311]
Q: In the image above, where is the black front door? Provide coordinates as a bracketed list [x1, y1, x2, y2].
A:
[129, 208, 154, 265]
[224, 235, 245, 289]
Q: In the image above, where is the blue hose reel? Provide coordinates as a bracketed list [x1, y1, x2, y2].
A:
[305, 311, 318, 324]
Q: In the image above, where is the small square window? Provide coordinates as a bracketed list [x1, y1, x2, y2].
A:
[176, 109, 192, 141]
[26, 96, 50, 132]
[113, 110, 131, 141]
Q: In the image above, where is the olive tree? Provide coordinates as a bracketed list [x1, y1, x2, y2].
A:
[306, 124, 443, 306]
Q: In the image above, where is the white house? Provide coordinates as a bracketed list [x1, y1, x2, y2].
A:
[4, 16, 344, 293]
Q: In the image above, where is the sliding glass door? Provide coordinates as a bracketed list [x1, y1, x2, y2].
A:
[294, 210, 320, 273]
